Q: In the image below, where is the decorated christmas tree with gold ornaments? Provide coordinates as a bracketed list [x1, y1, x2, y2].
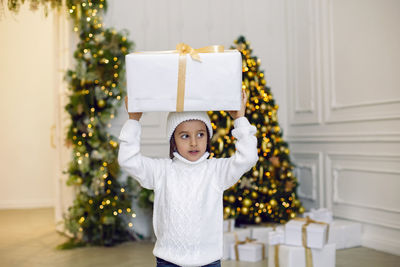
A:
[209, 36, 304, 225]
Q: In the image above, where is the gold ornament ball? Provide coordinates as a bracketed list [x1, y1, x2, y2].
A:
[218, 128, 226, 136]
[268, 189, 274, 196]
[97, 99, 106, 108]
[212, 114, 218, 121]
[252, 113, 259, 120]
[299, 206, 305, 213]
[261, 141, 268, 152]
[253, 170, 259, 177]
[294, 199, 301, 207]
[261, 186, 268, 194]
[261, 103, 267, 110]
[255, 216, 261, 224]
[251, 191, 258, 199]
[270, 199, 278, 207]
[224, 206, 231, 214]
[223, 195, 228, 201]
[290, 212, 296, 219]
[228, 195, 236, 203]
[261, 126, 267, 133]
[241, 207, 249, 215]
[259, 203, 265, 209]
[243, 198, 252, 207]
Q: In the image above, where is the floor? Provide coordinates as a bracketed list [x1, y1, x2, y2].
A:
[1, 208, 399, 267]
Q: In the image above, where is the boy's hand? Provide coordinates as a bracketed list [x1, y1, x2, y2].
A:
[228, 89, 247, 119]
[124, 96, 143, 121]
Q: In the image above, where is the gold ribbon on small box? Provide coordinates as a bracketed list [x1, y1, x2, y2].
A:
[233, 233, 265, 261]
[226, 219, 233, 232]
[272, 216, 330, 267]
[134, 43, 225, 112]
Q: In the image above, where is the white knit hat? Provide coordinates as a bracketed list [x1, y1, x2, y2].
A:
[166, 111, 213, 142]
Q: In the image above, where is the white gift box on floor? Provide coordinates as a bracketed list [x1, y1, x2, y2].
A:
[249, 226, 275, 239]
[328, 219, 362, 249]
[223, 228, 252, 260]
[268, 226, 285, 245]
[223, 218, 235, 232]
[268, 244, 336, 267]
[249, 226, 274, 257]
[126, 45, 242, 112]
[285, 219, 328, 249]
[303, 208, 333, 224]
[230, 242, 264, 262]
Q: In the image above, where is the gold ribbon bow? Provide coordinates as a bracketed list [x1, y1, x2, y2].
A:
[174, 43, 224, 112]
[273, 217, 329, 267]
[233, 233, 265, 261]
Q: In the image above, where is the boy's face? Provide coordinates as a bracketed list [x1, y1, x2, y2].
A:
[173, 120, 208, 162]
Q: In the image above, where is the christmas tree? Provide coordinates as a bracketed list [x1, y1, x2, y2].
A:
[59, 0, 137, 248]
[209, 36, 304, 225]
[3, 0, 139, 248]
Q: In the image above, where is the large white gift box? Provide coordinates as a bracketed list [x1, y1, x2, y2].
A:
[223, 228, 252, 260]
[126, 44, 242, 112]
[328, 219, 362, 249]
[224, 218, 235, 232]
[268, 244, 336, 267]
[285, 219, 328, 249]
[303, 208, 333, 224]
[230, 241, 264, 262]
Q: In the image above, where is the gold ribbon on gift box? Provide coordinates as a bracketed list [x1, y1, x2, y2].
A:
[134, 43, 225, 112]
[233, 233, 265, 261]
[273, 216, 330, 267]
[226, 219, 233, 232]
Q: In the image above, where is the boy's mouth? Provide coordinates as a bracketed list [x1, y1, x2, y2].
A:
[188, 150, 199, 155]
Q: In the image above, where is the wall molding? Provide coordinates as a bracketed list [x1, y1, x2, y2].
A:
[332, 166, 400, 214]
[295, 163, 317, 201]
[286, 0, 321, 126]
[291, 152, 323, 208]
[322, 0, 400, 124]
[286, 132, 400, 143]
[0, 199, 54, 210]
[362, 234, 400, 256]
[326, 152, 400, 230]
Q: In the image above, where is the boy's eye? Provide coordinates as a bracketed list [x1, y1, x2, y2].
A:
[197, 132, 205, 138]
[180, 134, 189, 139]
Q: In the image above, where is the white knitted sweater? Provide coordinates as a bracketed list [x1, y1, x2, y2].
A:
[118, 116, 258, 266]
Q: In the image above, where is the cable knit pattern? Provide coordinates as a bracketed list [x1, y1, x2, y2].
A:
[118, 116, 258, 266]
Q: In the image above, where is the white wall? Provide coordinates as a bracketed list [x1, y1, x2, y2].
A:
[286, 0, 400, 255]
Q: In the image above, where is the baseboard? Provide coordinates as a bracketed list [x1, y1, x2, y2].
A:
[0, 198, 54, 210]
[362, 235, 400, 256]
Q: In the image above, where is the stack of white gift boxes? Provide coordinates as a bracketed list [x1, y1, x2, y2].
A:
[223, 208, 362, 265]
